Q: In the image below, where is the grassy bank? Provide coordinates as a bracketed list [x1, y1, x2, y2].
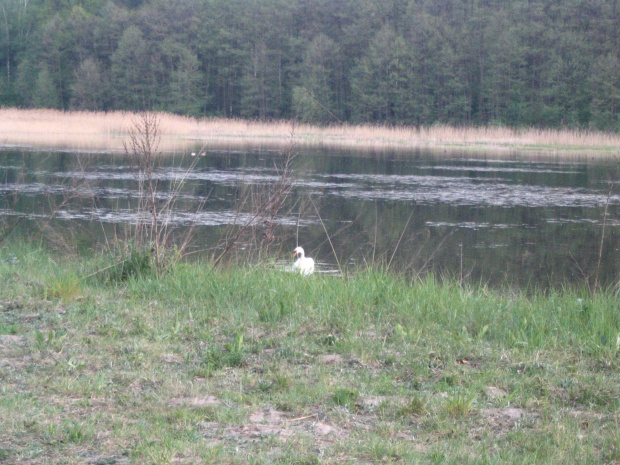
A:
[1, 242, 619, 464]
[1, 108, 620, 155]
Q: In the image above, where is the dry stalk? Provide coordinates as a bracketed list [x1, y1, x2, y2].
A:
[309, 196, 342, 275]
[30, 154, 97, 255]
[213, 125, 300, 267]
[387, 211, 414, 271]
[593, 161, 618, 293]
[123, 112, 202, 275]
[4, 108, 620, 154]
[413, 230, 456, 281]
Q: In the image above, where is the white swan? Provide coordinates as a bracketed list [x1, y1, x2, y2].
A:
[293, 246, 315, 275]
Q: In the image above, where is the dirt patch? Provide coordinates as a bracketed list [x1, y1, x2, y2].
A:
[485, 386, 508, 399]
[87, 455, 131, 465]
[358, 395, 406, 411]
[478, 407, 539, 436]
[0, 299, 23, 312]
[0, 334, 26, 348]
[201, 408, 347, 447]
[169, 396, 221, 407]
[319, 354, 343, 364]
[249, 409, 285, 424]
[0, 335, 28, 370]
[162, 353, 183, 364]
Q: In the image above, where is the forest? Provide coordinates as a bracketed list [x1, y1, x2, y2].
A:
[0, 0, 619, 130]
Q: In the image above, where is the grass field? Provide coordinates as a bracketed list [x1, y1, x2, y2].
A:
[1, 242, 619, 464]
[1, 108, 620, 155]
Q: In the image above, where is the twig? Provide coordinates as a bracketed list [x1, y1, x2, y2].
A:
[569, 251, 592, 294]
[372, 203, 378, 264]
[593, 182, 614, 293]
[387, 211, 414, 270]
[79, 259, 130, 280]
[214, 125, 299, 265]
[413, 230, 455, 281]
[0, 216, 23, 245]
[309, 196, 342, 275]
[287, 413, 318, 423]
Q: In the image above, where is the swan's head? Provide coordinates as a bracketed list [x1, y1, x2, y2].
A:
[293, 246, 305, 258]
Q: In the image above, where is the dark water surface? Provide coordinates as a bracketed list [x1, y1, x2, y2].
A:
[1, 147, 619, 289]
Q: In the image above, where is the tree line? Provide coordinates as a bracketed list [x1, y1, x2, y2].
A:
[1, 0, 619, 130]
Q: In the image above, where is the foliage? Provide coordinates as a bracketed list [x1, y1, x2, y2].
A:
[201, 334, 247, 374]
[43, 272, 82, 301]
[104, 244, 155, 283]
[333, 388, 359, 408]
[0, 0, 619, 130]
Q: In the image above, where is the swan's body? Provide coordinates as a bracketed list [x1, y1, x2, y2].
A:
[293, 246, 315, 275]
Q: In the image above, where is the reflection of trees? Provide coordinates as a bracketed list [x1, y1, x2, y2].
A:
[303, 188, 619, 288]
[289, 151, 618, 287]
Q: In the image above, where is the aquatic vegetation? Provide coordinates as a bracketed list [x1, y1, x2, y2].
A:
[1, 108, 620, 155]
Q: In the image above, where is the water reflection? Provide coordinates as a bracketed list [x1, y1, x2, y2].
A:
[1, 148, 618, 289]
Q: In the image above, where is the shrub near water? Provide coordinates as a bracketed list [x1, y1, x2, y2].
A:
[1, 244, 620, 464]
[105, 245, 155, 283]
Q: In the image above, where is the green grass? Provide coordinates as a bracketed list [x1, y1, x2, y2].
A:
[0, 242, 619, 464]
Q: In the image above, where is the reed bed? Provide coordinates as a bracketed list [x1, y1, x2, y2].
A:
[1, 108, 620, 155]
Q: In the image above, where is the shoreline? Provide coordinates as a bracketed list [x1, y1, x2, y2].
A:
[1, 108, 620, 157]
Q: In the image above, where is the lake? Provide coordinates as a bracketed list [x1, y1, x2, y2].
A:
[1, 147, 619, 289]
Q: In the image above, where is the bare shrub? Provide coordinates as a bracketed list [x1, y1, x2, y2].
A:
[122, 112, 201, 276]
[213, 128, 301, 266]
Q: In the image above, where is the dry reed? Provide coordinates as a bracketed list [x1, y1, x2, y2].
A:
[1, 108, 619, 155]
